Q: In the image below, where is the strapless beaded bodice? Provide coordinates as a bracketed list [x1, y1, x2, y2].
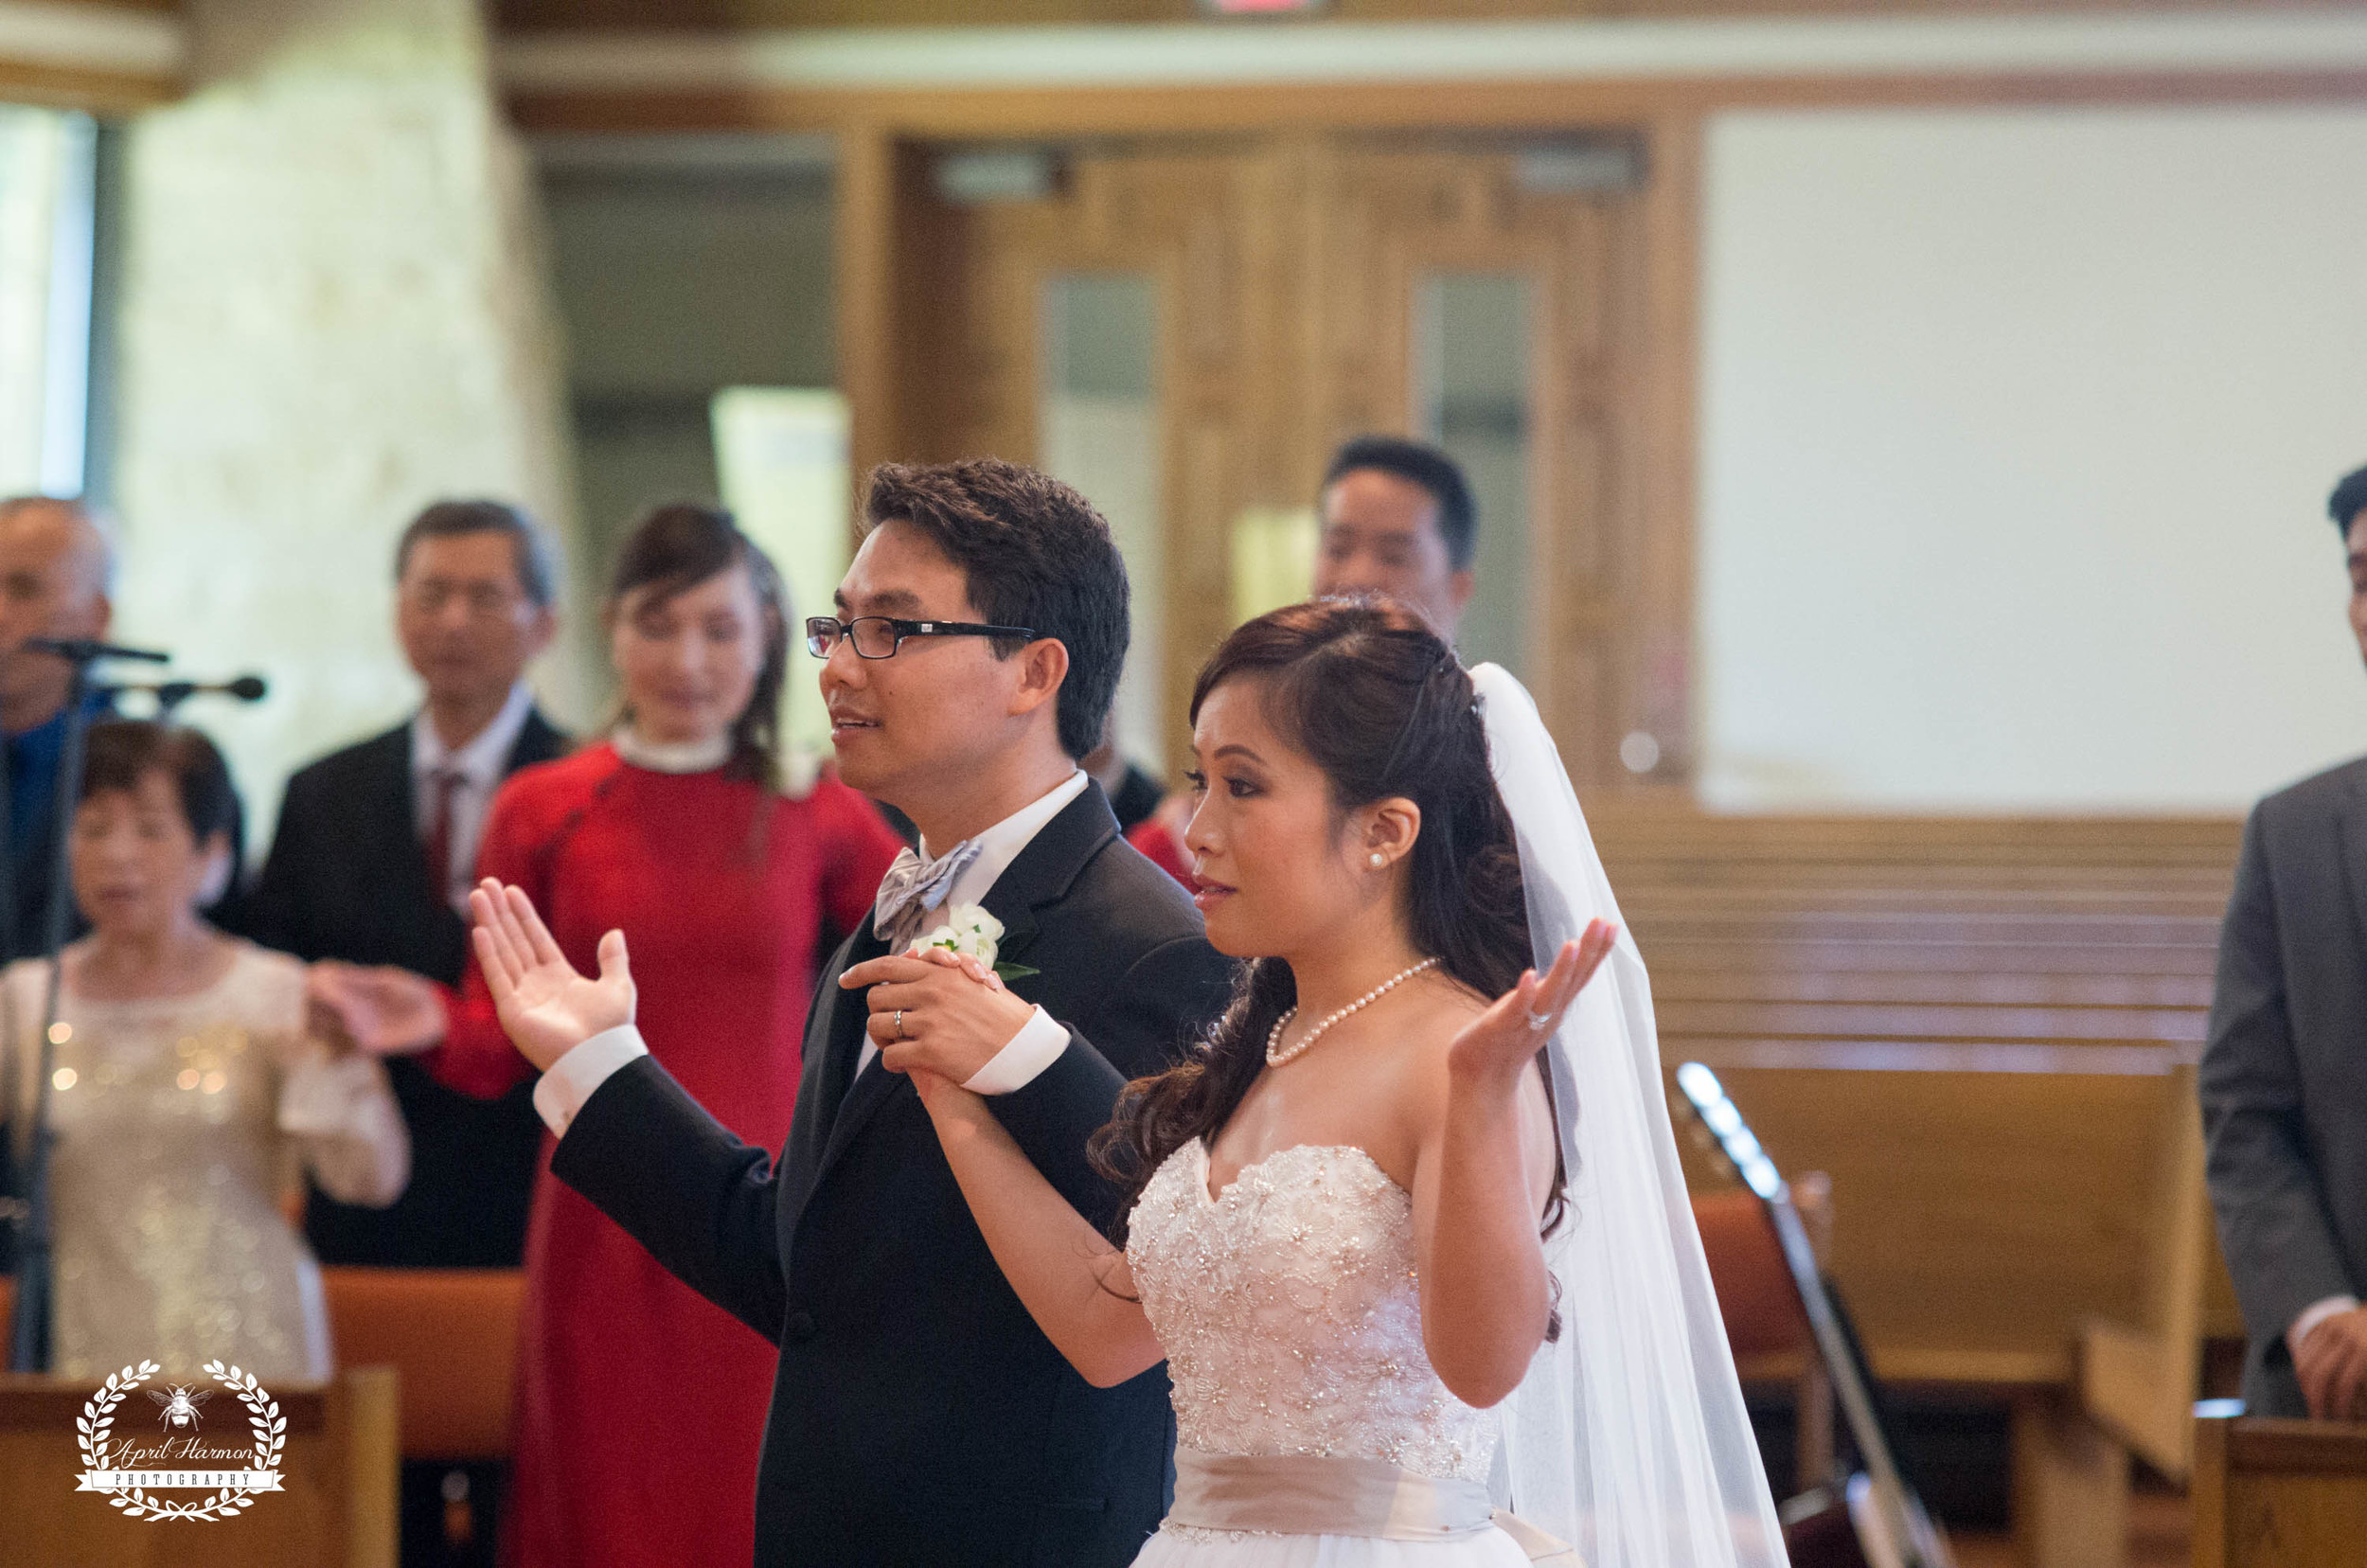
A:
[1128, 1140, 1497, 1485]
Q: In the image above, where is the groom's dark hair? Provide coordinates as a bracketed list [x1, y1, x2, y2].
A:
[862, 458, 1130, 760]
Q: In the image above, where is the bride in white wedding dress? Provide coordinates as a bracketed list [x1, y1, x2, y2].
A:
[881, 600, 1788, 1568]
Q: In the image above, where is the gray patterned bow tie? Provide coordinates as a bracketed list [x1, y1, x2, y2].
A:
[871, 841, 984, 950]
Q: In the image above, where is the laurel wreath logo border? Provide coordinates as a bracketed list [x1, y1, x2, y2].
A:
[77, 1358, 287, 1523]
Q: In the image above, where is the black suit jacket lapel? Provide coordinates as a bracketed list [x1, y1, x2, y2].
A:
[972, 782, 1119, 972]
[812, 922, 895, 1176]
[809, 782, 1120, 1187]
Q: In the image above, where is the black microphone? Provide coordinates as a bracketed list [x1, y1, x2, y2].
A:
[138, 675, 268, 704]
[21, 637, 169, 664]
[105, 675, 269, 714]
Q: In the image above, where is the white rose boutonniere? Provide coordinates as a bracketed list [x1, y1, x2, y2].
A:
[909, 902, 1039, 981]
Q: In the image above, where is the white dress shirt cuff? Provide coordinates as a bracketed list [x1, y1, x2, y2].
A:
[960, 1006, 1070, 1096]
[2292, 1294, 2360, 1354]
[533, 1025, 650, 1139]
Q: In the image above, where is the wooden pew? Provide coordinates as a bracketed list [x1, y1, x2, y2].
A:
[0, 1267, 519, 1560]
[319, 1268, 521, 1556]
[1591, 809, 2245, 1566]
[319, 1268, 519, 1462]
[0, 1268, 521, 1465]
[0, 1371, 397, 1567]
[2192, 1412, 2367, 1567]
[0, 1274, 397, 1567]
[2080, 1066, 2220, 1482]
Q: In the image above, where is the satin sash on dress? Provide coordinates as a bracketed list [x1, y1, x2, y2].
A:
[1167, 1448, 1582, 1564]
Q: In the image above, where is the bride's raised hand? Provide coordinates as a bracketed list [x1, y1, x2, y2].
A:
[469, 878, 635, 1071]
[1447, 918, 1620, 1087]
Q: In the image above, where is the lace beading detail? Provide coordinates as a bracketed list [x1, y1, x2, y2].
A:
[1129, 1141, 1497, 1486]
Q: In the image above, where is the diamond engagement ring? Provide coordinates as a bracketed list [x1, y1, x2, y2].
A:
[894, 1009, 907, 1041]
[1525, 1009, 1554, 1033]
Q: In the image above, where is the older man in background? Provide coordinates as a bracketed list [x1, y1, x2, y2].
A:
[250, 499, 564, 1269]
[2201, 460, 2367, 1422]
[246, 499, 564, 1568]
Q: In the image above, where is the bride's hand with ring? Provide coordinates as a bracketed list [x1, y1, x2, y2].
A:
[1445, 919, 1619, 1090]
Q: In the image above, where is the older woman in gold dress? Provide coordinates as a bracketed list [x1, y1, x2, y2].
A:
[2, 722, 407, 1381]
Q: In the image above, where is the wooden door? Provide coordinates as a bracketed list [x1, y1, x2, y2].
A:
[872, 132, 1680, 792]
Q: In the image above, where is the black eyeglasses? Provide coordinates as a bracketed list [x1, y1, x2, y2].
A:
[805, 615, 1041, 661]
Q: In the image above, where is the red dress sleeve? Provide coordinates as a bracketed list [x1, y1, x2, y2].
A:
[810, 775, 905, 938]
[421, 768, 565, 1101]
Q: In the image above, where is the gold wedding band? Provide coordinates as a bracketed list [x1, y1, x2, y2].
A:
[894, 1008, 906, 1041]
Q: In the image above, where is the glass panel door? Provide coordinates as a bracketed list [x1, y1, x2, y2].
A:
[1039, 272, 1165, 772]
[1415, 272, 1531, 680]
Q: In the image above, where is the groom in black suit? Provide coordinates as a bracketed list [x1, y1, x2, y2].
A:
[517, 459, 1233, 1567]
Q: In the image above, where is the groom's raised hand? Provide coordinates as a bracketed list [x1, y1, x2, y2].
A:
[842, 947, 1038, 1086]
[470, 879, 637, 1072]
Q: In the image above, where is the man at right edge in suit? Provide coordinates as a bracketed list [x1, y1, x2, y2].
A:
[2202, 459, 2367, 1422]
[484, 459, 1235, 1566]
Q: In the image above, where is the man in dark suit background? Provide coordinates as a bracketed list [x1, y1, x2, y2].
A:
[244, 500, 565, 1563]
[2201, 460, 2367, 1422]
[1126, 437, 1483, 882]
[463, 459, 1234, 1567]
[1312, 434, 1479, 642]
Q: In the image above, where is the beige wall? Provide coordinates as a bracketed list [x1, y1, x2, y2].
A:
[1699, 105, 2367, 812]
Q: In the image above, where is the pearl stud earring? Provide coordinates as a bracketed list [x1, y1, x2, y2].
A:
[1368, 851, 1387, 868]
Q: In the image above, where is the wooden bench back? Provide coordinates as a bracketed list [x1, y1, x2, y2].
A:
[319, 1268, 520, 1461]
[2193, 1414, 2367, 1567]
[0, 1366, 396, 1565]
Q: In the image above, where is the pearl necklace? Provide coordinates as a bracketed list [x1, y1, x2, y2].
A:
[1265, 957, 1441, 1067]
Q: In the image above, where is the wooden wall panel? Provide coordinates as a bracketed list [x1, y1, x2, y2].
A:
[857, 134, 1676, 778]
[0, 60, 172, 110]
[0, 0, 183, 110]
[507, 70, 2367, 141]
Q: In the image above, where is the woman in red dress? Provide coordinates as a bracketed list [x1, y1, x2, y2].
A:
[318, 504, 902, 1567]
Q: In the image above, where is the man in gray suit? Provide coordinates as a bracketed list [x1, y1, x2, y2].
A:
[2201, 459, 2367, 1421]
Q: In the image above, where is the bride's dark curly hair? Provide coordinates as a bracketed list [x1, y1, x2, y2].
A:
[1091, 597, 1567, 1301]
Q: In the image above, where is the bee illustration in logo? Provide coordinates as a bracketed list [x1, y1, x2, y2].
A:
[146, 1384, 212, 1430]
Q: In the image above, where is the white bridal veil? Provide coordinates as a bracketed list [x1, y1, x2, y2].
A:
[1472, 663, 1789, 1568]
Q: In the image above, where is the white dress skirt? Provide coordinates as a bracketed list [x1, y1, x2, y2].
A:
[1122, 1141, 1547, 1568]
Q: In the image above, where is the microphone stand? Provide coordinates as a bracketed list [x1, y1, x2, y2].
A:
[6, 637, 169, 1374]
